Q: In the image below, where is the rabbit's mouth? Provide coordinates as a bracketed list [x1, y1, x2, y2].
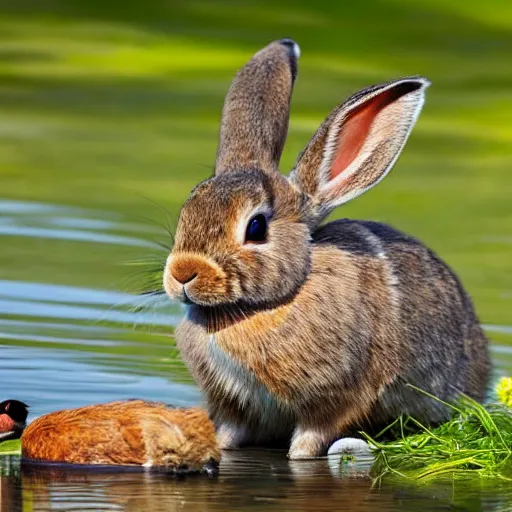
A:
[182, 287, 195, 306]
[164, 252, 240, 307]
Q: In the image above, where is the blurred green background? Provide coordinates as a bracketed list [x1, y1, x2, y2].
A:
[0, 0, 511, 328]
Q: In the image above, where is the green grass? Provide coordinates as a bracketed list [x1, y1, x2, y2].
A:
[364, 385, 512, 483]
[0, 439, 21, 456]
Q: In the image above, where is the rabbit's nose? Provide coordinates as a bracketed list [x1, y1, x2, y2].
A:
[171, 267, 197, 285]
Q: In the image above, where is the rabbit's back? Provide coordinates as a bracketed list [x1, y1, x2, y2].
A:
[313, 218, 491, 423]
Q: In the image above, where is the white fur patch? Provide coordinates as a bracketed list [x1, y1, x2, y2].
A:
[362, 227, 400, 307]
[366, 230, 399, 305]
[143, 458, 153, 468]
[378, 251, 400, 306]
[208, 335, 290, 434]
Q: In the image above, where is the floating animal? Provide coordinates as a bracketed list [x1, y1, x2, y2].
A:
[20, 400, 220, 474]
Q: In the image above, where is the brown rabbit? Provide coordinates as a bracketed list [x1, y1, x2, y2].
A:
[163, 39, 491, 459]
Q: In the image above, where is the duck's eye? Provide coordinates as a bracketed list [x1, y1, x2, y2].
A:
[245, 214, 268, 243]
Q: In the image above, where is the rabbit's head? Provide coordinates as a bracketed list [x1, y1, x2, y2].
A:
[164, 39, 428, 314]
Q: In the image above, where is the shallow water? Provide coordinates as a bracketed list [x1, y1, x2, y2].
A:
[1, 200, 512, 511]
[2, 451, 512, 512]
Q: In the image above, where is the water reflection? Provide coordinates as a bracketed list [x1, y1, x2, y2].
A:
[0, 452, 403, 512]
[0, 451, 511, 512]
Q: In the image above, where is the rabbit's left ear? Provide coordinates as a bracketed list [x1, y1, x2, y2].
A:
[289, 77, 429, 219]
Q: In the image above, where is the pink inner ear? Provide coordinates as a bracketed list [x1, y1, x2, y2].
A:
[330, 88, 400, 180]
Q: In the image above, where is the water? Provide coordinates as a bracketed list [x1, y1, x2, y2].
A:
[1, 200, 512, 511]
[2, 452, 511, 512]
[1, 0, 512, 507]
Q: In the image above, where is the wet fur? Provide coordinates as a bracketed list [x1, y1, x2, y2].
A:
[21, 401, 220, 472]
[164, 40, 491, 458]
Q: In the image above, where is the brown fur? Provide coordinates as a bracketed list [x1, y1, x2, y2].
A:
[21, 401, 220, 471]
[163, 40, 491, 459]
[216, 39, 298, 175]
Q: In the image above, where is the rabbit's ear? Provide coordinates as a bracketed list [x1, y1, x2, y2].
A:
[215, 39, 300, 175]
[290, 77, 429, 218]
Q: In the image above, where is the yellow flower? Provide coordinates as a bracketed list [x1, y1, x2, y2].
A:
[496, 377, 512, 407]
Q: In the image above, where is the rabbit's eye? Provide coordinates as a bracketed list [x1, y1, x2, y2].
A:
[245, 214, 267, 243]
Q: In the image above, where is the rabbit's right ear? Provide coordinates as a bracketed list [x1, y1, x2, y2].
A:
[289, 77, 429, 221]
[215, 39, 300, 175]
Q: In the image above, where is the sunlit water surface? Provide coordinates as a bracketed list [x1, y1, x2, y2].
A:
[1, 200, 512, 512]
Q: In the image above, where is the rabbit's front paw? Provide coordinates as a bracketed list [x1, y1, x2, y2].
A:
[216, 423, 248, 450]
[288, 428, 328, 460]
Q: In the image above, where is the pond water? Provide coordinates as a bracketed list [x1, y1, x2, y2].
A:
[1, 0, 512, 508]
[1, 200, 512, 511]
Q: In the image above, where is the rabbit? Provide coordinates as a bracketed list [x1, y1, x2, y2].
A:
[163, 39, 491, 459]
